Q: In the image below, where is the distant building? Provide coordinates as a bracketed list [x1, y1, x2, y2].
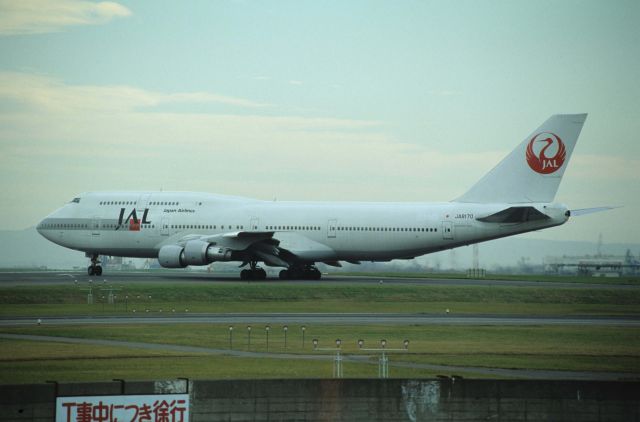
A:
[544, 250, 639, 277]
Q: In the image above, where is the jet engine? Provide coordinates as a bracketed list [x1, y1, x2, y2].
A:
[183, 240, 232, 265]
[158, 245, 186, 268]
[158, 241, 232, 268]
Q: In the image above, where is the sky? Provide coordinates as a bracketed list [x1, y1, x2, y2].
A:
[0, 0, 638, 244]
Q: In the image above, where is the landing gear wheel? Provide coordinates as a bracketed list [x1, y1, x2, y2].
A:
[284, 265, 322, 280]
[240, 261, 268, 281]
[87, 254, 102, 277]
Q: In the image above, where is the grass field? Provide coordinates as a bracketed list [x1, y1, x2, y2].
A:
[1, 277, 639, 383]
[1, 323, 638, 382]
[1, 282, 639, 316]
[0, 338, 448, 383]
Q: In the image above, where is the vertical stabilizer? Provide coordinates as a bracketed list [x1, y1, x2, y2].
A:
[454, 114, 587, 204]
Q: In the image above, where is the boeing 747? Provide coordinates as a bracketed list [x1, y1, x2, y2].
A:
[38, 114, 608, 280]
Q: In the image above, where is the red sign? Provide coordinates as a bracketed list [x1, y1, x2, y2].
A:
[525, 132, 566, 174]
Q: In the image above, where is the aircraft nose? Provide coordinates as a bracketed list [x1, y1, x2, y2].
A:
[36, 212, 55, 240]
[36, 218, 46, 237]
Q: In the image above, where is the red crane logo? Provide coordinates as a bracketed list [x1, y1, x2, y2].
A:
[526, 132, 566, 174]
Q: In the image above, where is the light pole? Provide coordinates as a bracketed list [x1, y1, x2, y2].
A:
[229, 326, 233, 350]
[379, 339, 388, 378]
[334, 339, 343, 378]
[265, 325, 270, 351]
[247, 325, 252, 350]
[359, 339, 408, 379]
[283, 325, 288, 349]
[313, 339, 343, 378]
[301, 326, 306, 348]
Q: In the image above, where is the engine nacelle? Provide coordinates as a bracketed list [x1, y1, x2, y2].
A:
[158, 245, 186, 268]
[183, 240, 232, 265]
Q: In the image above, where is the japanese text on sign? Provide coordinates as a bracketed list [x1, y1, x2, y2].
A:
[55, 394, 189, 422]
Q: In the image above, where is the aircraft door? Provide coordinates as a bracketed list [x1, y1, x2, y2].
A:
[91, 217, 100, 237]
[161, 217, 169, 236]
[442, 221, 454, 240]
[327, 219, 337, 238]
[249, 217, 259, 231]
[137, 193, 150, 212]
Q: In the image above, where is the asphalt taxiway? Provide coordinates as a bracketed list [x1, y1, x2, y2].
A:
[2, 313, 639, 327]
[0, 270, 637, 290]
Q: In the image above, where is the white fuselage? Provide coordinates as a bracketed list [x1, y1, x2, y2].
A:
[37, 191, 569, 263]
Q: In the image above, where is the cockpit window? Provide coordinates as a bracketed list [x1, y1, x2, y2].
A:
[70, 197, 81, 203]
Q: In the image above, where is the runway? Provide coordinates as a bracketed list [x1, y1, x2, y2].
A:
[0, 270, 637, 289]
[2, 313, 639, 327]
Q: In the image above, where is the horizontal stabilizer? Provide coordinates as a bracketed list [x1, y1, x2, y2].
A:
[570, 206, 618, 217]
[477, 206, 550, 223]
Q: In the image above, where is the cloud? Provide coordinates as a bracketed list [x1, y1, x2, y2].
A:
[0, 72, 269, 111]
[0, 71, 637, 243]
[0, 0, 131, 35]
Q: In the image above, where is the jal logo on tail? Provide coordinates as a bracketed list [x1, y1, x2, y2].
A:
[526, 132, 566, 174]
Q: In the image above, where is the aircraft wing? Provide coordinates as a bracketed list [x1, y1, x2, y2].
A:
[175, 230, 336, 267]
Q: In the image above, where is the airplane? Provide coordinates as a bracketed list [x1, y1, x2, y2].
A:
[37, 114, 610, 280]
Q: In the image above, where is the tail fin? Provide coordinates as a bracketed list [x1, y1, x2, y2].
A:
[454, 114, 587, 204]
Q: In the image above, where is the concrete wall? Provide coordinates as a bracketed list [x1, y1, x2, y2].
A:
[1, 378, 638, 421]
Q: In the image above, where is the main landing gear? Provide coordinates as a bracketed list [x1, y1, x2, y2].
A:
[279, 265, 321, 280]
[240, 261, 267, 281]
[87, 254, 102, 276]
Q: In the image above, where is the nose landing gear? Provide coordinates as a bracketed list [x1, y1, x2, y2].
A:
[87, 254, 102, 276]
